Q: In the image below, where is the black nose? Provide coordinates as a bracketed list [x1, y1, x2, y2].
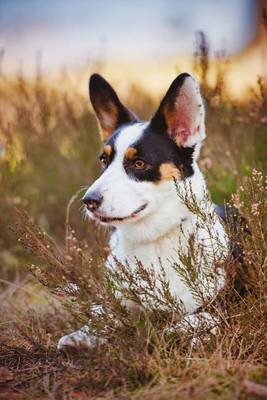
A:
[82, 191, 103, 211]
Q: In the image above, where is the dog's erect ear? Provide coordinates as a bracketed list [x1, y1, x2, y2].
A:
[150, 73, 205, 147]
[89, 74, 137, 141]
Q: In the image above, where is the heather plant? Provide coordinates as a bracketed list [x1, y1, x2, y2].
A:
[1, 170, 266, 399]
[0, 38, 267, 398]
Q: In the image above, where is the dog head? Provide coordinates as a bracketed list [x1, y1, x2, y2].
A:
[83, 73, 206, 228]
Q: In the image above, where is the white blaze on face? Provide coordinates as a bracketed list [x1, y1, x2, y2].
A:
[85, 122, 156, 224]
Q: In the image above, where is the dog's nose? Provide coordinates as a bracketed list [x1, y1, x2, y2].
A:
[82, 191, 103, 211]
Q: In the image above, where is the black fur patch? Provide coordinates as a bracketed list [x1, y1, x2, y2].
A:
[123, 124, 195, 182]
[98, 123, 134, 169]
[89, 74, 139, 140]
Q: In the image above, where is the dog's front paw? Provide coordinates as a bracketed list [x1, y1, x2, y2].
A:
[57, 328, 98, 351]
[166, 312, 219, 347]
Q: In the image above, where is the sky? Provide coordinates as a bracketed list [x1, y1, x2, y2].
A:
[0, 0, 259, 75]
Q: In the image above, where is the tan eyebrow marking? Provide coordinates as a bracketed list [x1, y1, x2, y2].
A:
[159, 163, 181, 182]
[103, 145, 112, 156]
[125, 147, 137, 159]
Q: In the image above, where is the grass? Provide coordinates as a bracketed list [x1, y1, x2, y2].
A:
[0, 40, 267, 398]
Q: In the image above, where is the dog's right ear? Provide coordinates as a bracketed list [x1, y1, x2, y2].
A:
[89, 74, 137, 141]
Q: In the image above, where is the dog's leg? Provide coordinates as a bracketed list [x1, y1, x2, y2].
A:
[181, 311, 218, 332]
[57, 325, 99, 350]
[57, 304, 105, 351]
[168, 311, 219, 346]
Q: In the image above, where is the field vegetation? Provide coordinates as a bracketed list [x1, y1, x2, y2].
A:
[0, 35, 267, 399]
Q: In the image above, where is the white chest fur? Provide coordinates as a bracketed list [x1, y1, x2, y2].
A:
[107, 200, 228, 314]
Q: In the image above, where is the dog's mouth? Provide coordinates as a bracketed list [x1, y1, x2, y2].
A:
[88, 203, 148, 224]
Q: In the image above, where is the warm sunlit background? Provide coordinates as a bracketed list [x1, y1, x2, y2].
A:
[0, 0, 266, 236]
[1, 0, 266, 99]
[1, 3, 267, 398]
[0, 0, 267, 239]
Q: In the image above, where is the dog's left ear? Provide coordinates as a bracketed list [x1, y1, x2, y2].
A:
[89, 74, 137, 141]
[150, 73, 205, 147]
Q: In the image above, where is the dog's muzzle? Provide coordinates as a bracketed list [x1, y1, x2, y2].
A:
[82, 191, 103, 212]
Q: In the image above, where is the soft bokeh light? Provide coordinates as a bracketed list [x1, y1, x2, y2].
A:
[0, 0, 266, 98]
[0, 0, 258, 67]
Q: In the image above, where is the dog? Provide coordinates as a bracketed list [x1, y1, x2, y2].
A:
[57, 73, 229, 350]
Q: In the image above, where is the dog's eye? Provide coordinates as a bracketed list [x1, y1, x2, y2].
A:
[100, 156, 108, 169]
[133, 159, 146, 169]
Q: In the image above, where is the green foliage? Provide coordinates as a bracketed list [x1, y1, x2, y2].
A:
[0, 48, 267, 398]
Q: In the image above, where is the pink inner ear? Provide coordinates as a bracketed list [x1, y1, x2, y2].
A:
[175, 126, 191, 145]
[174, 124, 200, 146]
[168, 96, 201, 145]
[169, 112, 191, 146]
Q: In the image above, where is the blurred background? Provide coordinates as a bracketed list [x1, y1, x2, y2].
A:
[1, 0, 266, 97]
[1, 3, 267, 397]
[0, 0, 267, 274]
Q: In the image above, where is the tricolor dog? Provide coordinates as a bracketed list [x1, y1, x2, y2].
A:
[58, 73, 228, 349]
